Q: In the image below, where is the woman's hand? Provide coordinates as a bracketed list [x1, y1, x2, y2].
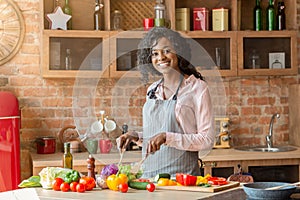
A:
[147, 132, 166, 154]
[117, 131, 139, 150]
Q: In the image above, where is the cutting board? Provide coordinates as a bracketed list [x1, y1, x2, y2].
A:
[156, 181, 240, 193]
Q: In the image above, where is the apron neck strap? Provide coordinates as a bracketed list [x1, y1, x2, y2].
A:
[172, 75, 184, 100]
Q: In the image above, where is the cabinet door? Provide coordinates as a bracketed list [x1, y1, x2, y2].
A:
[237, 31, 297, 76]
[42, 30, 110, 78]
[185, 31, 237, 77]
[109, 31, 144, 78]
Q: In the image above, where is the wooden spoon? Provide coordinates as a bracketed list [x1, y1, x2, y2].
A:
[265, 181, 300, 190]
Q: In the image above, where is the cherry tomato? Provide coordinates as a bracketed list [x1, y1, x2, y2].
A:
[79, 177, 96, 191]
[60, 182, 70, 192]
[146, 183, 155, 192]
[118, 183, 128, 193]
[70, 182, 78, 192]
[52, 177, 64, 191]
[76, 183, 86, 193]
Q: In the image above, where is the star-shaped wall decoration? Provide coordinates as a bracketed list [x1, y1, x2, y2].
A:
[46, 6, 71, 30]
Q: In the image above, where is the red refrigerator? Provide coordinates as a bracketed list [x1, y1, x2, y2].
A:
[0, 91, 21, 191]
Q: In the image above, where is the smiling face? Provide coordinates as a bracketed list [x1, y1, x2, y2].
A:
[151, 37, 180, 75]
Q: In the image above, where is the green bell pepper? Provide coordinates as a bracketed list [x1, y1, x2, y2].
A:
[64, 170, 80, 183]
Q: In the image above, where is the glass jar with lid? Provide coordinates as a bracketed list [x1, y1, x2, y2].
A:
[111, 9, 123, 30]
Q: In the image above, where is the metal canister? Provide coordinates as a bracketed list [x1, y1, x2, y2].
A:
[175, 8, 190, 31]
[193, 7, 209, 31]
[212, 8, 229, 31]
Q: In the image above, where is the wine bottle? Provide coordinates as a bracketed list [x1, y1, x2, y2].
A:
[277, 1, 286, 30]
[63, 142, 73, 169]
[94, 0, 104, 30]
[266, 0, 275, 31]
[63, 0, 72, 30]
[253, 0, 262, 31]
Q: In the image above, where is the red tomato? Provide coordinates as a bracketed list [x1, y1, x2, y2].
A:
[146, 183, 155, 192]
[70, 182, 78, 192]
[118, 183, 128, 193]
[60, 182, 70, 192]
[52, 177, 64, 191]
[138, 178, 150, 182]
[79, 177, 96, 191]
[76, 183, 86, 193]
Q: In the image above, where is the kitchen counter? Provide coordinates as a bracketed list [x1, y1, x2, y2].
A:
[31, 146, 300, 179]
[0, 186, 247, 200]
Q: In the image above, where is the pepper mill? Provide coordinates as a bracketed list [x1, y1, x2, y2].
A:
[87, 154, 96, 180]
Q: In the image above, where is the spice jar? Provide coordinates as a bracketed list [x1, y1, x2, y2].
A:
[111, 9, 123, 30]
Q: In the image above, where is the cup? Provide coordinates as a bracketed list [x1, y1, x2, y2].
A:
[143, 18, 154, 31]
[91, 121, 103, 134]
[104, 120, 116, 133]
[86, 139, 98, 154]
[99, 139, 113, 153]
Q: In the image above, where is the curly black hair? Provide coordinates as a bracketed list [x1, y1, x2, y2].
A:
[137, 27, 204, 83]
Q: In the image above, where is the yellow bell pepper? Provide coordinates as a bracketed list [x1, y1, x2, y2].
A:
[106, 173, 128, 191]
[157, 178, 177, 186]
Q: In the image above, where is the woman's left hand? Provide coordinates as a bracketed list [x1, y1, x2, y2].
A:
[147, 133, 166, 154]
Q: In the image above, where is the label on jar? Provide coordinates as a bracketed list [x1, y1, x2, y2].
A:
[193, 7, 209, 31]
[212, 8, 229, 31]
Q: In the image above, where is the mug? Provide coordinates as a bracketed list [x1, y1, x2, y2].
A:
[143, 18, 154, 31]
[99, 139, 113, 153]
[86, 139, 98, 154]
[91, 121, 103, 134]
[104, 120, 116, 133]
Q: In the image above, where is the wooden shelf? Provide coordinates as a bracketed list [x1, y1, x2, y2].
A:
[41, 0, 297, 78]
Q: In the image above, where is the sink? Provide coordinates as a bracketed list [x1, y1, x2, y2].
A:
[234, 146, 297, 152]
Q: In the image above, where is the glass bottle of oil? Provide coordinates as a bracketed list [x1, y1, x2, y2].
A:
[63, 0, 72, 30]
[63, 142, 73, 169]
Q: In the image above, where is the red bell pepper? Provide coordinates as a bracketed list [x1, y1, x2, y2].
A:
[176, 173, 197, 186]
[207, 177, 228, 186]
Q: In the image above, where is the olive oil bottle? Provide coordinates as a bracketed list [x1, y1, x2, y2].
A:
[63, 142, 73, 169]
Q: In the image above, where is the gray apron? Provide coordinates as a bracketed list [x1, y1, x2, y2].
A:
[141, 76, 200, 178]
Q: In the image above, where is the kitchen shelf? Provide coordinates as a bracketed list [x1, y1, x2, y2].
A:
[237, 30, 297, 76]
[41, 0, 297, 78]
[42, 30, 110, 78]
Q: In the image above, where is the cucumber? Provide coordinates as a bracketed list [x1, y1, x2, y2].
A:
[128, 180, 149, 190]
[154, 173, 171, 182]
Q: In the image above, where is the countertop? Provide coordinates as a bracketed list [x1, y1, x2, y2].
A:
[30, 146, 300, 175]
[0, 186, 247, 200]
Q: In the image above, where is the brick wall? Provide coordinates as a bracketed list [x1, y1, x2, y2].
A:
[0, 0, 299, 180]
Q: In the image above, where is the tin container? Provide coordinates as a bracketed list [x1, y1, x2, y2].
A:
[193, 7, 209, 31]
[212, 8, 229, 31]
[175, 8, 190, 31]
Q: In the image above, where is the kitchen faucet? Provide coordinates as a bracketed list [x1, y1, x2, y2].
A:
[266, 113, 280, 148]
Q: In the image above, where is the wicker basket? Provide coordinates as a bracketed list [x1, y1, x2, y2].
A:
[110, 0, 156, 30]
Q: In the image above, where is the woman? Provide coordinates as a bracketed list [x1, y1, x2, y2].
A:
[117, 27, 214, 178]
